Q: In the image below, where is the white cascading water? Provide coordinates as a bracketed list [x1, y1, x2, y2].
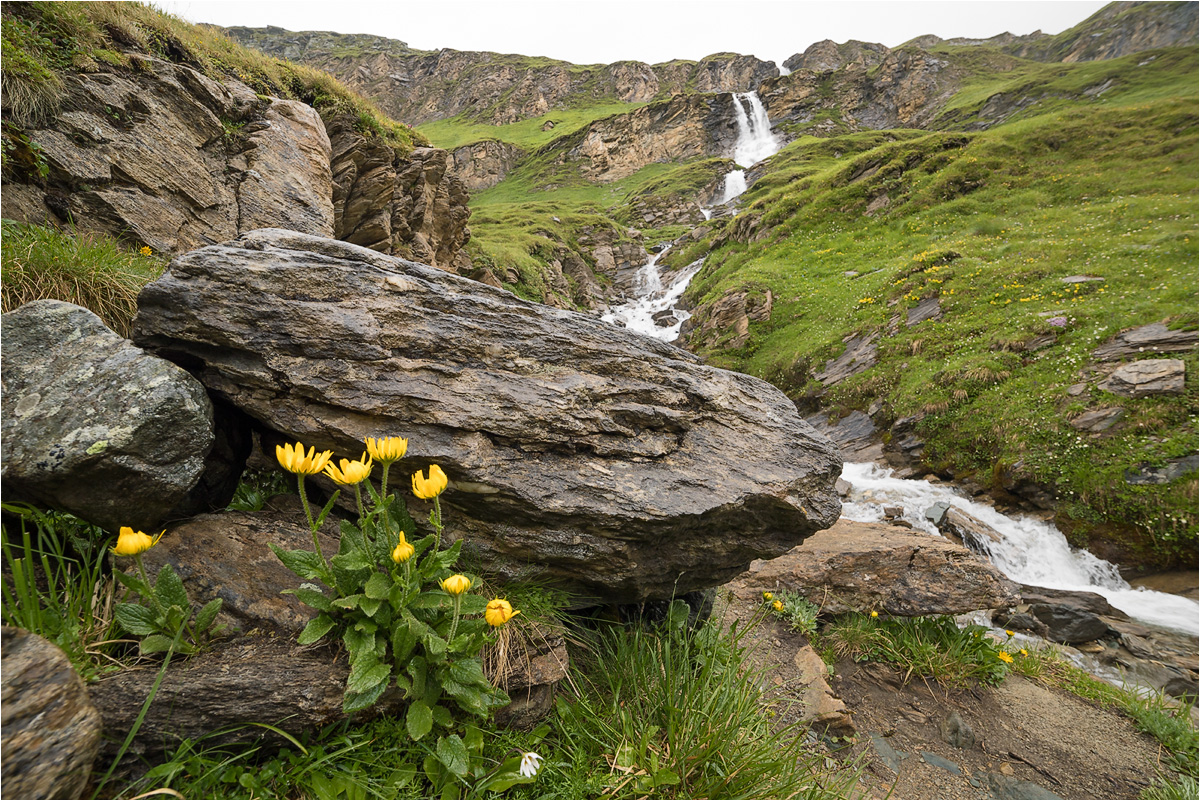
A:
[600, 251, 705, 340]
[603, 91, 783, 339]
[841, 462, 1200, 635]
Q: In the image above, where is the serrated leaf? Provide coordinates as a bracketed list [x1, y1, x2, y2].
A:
[344, 624, 375, 656]
[407, 700, 433, 741]
[115, 603, 159, 636]
[431, 703, 453, 727]
[270, 545, 325, 581]
[411, 591, 450, 610]
[331, 551, 372, 572]
[342, 675, 389, 714]
[424, 632, 448, 659]
[360, 597, 383, 617]
[194, 598, 223, 633]
[442, 679, 487, 716]
[295, 584, 333, 612]
[333, 593, 365, 609]
[298, 613, 336, 645]
[113, 569, 151, 598]
[436, 734, 469, 777]
[347, 661, 391, 695]
[139, 633, 186, 654]
[364, 572, 391, 600]
[154, 564, 190, 611]
[449, 658, 490, 689]
[457, 594, 487, 615]
[407, 656, 427, 698]
[391, 622, 417, 664]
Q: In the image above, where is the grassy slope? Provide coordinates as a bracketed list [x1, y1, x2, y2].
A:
[681, 51, 1198, 564]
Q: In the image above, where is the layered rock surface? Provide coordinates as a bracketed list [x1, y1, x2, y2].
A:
[132, 229, 842, 603]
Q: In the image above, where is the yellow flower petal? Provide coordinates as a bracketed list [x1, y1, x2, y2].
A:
[365, 436, 408, 464]
[485, 598, 520, 627]
[111, 526, 164, 556]
[440, 574, 471, 595]
[391, 533, 414, 563]
[413, 464, 448, 499]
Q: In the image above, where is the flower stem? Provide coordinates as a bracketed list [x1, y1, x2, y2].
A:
[134, 554, 164, 616]
[297, 475, 328, 573]
[448, 593, 462, 644]
[432, 495, 443, 552]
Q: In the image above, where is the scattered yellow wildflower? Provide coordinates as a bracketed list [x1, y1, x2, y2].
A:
[139, 245, 152, 256]
[324, 453, 373, 485]
[762, 592, 774, 602]
[413, 464, 448, 499]
[111, 526, 164, 556]
[277, 441, 334, 476]
[391, 533, 414, 563]
[1005, 630, 1015, 637]
[870, 610, 879, 618]
[485, 598, 520, 627]
[365, 436, 408, 464]
[440, 574, 471, 595]
[997, 651, 1014, 664]
[773, 600, 784, 612]
[1020, 648, 1028, 657]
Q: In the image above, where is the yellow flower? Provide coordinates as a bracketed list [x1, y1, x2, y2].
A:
[111, 526, 164, 556]
[440, 574, 471, 595]
[139, 245, 152, 256]
[412, 464, 448, 499]
[324, 453, 373, 485]
[772, 600, 784, 612]
[1020, 648, 1028, 657]
[365, 436, 408, 464]
[1005, 629, 1015, 637]
[391, 533, 414, 563]
[762, 592, 774, 602]
[276, 441, 334, 476]
[870, 610, 879, 618]
[485, 598, 521, 627]
[997, 651, 1014, 664]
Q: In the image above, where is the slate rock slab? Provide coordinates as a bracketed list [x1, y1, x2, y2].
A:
[132, 229, 842, 604]
[1, 300, 214, 532]
[1097, 358, 1185, 398]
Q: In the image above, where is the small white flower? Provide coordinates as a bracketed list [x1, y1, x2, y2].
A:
[519, 751, 542, 778]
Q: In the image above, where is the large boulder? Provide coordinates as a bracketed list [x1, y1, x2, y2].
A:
[132, 229, 842, 604]
[1, 300, 214, 532]
[1, 627, 102, 800]
[740, 518, 1019, 616]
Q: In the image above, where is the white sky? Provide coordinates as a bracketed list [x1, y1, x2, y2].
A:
[157, 0, 1112, 67]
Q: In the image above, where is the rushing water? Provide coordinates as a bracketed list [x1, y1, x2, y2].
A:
[603, 91, 784, 339]
[841, 462, 1200, 635]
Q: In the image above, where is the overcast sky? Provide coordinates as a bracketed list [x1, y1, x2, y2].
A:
[158, 0, 1111, 66]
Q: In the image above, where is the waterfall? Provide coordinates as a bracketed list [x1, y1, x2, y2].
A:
[841, 462, 1200, 635]
[601, 91, 783, 339]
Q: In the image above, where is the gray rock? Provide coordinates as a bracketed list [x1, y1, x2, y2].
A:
[132, 229, 842, 604]
[1028, 603, 1110, 644]
[1098, 359, 1185, 398]
[1068, 407, 1124, 432]
[939, 710, 975, 749]
[1125, 453, 1198, 485]
[869, 732, 906, 774]
[1093, 322, 1197, 361]
[933, 506, 1003, 557]
[1, 300, 214, 532]
[740, 519, 1018, 616]
[922, 751, 963, 774]
[906, 296, 943, 327]
[1, 627, 102, 800]
[815, 333, 879, 386]
[804, 409, 881, 461]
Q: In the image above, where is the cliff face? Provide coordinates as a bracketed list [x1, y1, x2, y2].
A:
[223, 27, 778, 126]
[556, 94, 740, 184]
[1, 56, 471, 268]
[1003, 1, 1198, 63]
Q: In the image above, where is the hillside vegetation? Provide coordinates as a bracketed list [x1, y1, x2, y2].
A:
[681, 75, 1197, 565]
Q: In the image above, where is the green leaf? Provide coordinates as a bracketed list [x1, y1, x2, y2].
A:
[652, 769, 681, 787]
[411, 591, 450, 610]
[457, 594, 487, 615]
[330, 551, 372, 572]
[391, 622, 417, 664]
[425, 632, 448, 659]
[333, 593, 365, 609]
[407, 700, 433, 741]
[314, 489, 341, 529]
[140, 633, 190, 655]
[194, 598, 223, 633]
[431, 703, 453, 728]
[449, 658, 490, 689]
[347, 661, 391, 695]
[442, 680, 487, 716]
[298, 613, 336, 645]
[344, 623, 376, 656]
[113, 569, 151, 599]
[270, 545, 325, 581]
[154, 564, 189, 611]
[436, 734, 469, 777]
[364, 572, 391, 600]
[294, 583, 333, 612]
[114, 603, 159, 636]
[343, 676, 389, 714]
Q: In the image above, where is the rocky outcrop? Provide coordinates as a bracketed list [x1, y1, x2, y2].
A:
[132, 229, 843, 604]
[1092, 321, 1198, 360]
[1, 55, 333, 254]
[449, 139, 526, 192]
[784, 39, 890, 73]
[680, 286, 774, 350]
[224, 28, 778, 126]
[1097, 359, 1186, 398]
[1, 301, 215, 532]
[327, 115, 472, 271]
[739, 519, 1018, 616]
[560, 94, 740, 183]
[1005, 1, 1198, 63]
[1, 627, 102, 800]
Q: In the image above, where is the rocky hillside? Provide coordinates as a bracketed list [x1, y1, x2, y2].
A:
[0, 3, 470, 269]
[223, 26, 778, 127]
